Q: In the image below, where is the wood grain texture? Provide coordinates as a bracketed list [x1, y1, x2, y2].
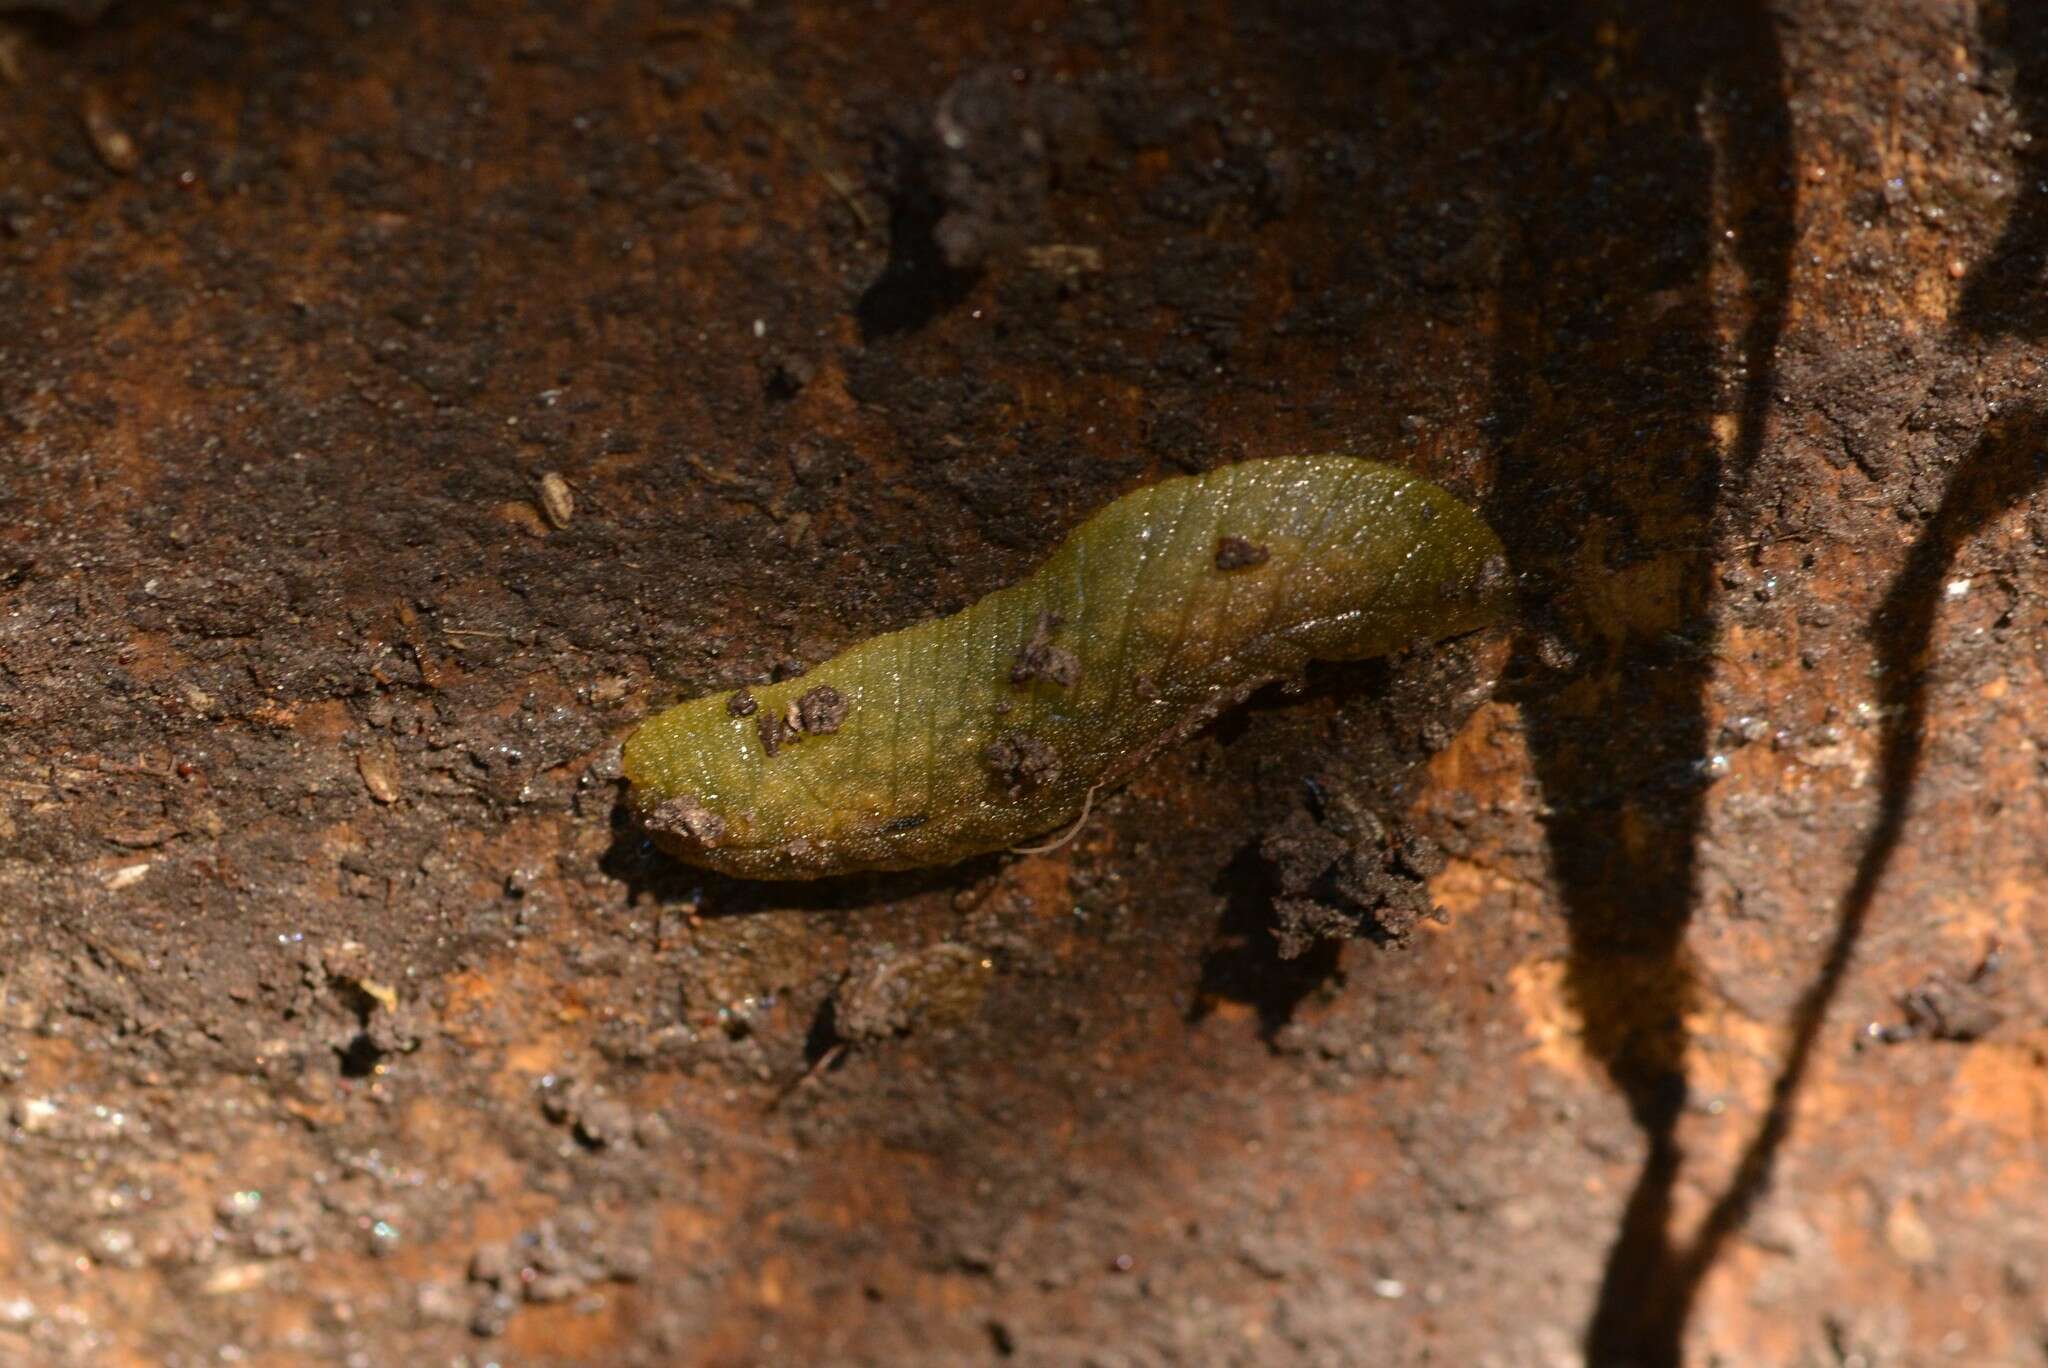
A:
[623, 456, 1507, 877]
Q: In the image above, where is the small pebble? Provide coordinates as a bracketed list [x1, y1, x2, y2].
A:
[82, 90, 139, 174]
[537, 471, 574, 529]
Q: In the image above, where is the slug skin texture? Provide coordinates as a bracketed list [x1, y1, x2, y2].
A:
[623, 455, 1508, 879]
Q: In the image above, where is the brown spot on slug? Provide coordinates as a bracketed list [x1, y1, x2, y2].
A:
[1214, 534, 1270, 570]
[796, 685, 848, 734]
[758, 712, 798, 757]
[1011, 611, 1081, 688]
[985, 731, 1060, 800]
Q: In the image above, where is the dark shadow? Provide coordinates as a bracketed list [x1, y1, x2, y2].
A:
[1191, 841, 1346, 1041]
[1482, 3, 1793, 1362]
[598, 785, 1002, 916]
[801, 993, 846, 1067]
[1956, 1, 2048, 336]
[1211, 656, 1398, 747]
[1632, 8, 2048, 1344]
[336, 1031, 386, 1079]
[1189, 647, 1477, 1043]
[1646, 408, 2048, 1344]
[0, 5, 124, 47]
[856, 132, 976, 342]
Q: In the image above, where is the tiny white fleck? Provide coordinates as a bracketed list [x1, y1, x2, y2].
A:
[1944, 577, 1971, 599]
[105, 862, 151, 890]
[1372, 1278, 1406, 1299]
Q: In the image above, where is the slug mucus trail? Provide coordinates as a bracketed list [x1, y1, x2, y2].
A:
[623, 455, 1507, 879]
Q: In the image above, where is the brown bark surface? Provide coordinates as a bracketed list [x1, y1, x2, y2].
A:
[1, 2, 2044, 1364]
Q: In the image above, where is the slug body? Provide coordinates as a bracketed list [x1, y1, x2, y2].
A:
[624, 455, 1506, 879]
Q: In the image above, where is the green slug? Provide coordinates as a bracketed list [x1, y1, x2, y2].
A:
[624, 455, 1507, 879]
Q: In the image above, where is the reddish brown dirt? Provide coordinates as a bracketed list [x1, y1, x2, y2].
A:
[2, 2, 2046, 1365]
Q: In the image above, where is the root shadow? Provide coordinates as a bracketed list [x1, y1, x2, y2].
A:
[1481, 3, 1793, 1361]
[1645, 409, 2048, 1349]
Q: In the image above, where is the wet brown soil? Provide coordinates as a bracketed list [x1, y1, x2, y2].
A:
[3, 2, 2047, 1364]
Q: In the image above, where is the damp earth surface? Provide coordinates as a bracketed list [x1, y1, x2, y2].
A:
[2, 2, 2047, 1365]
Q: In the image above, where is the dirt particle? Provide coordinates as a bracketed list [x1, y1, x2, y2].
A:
[644, 794, 726, 847]
[536, 471, 574, 528]
[356, 743, 402, 804]
[1258, 801, 1442, 959]
[835, 942, 990, 1040]
[413, 1281, 470, 1326]
[1533, 630, 1582, 673]
[539, 1078, 637, 1149]
[1023, 242, 1104, 282]
[469, 1293, 516, 1338]
[1884, 1199, 1938, 1266]
[1874, 948, 2006, 1043]
[726, 687, 759, 718]
[103, 862, 150, 891]
[526, 1272, 581, 1302]
[81, 88, 138, 174]
[926, 66, 1076, 273]
[105, 821, 177, 849]
[585, 741, 624, 783]
[494, 500, 552, 537]
[796, 684, 848, 734]
[985, 730, 1059, 799]
[1475, 553, 1511, 600]
[758, 711, 798, 757]
[759, 349, 815, 400]
[1214, 534, 1270, 570]
[464, 1213, 645, 1326]
[469, 1242, 516, 1286]
[8, 1096, 58, 1133]
[1011, 611, 1080, 687]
